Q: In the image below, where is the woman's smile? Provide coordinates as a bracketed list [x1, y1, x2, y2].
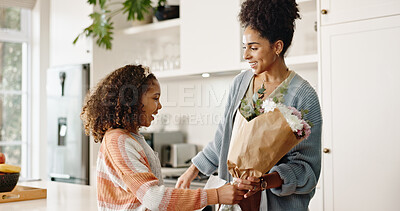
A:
[242, 27, 278, 75]
[248, 61, 258, 69]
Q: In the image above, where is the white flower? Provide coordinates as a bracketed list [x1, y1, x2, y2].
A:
[277, 104, 304, 132]
[262, 99, 277, 113]
[263, 99, 305, 132]
[286, 114, 304, 132]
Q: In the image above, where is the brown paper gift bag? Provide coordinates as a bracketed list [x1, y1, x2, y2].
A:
[227, 108, 304, 179]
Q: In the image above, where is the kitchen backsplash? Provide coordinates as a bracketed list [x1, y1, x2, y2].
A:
[143, 74, 236, 148]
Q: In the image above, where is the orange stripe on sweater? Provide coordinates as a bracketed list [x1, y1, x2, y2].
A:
[105, 129, 151, 173]
[98, 149, 120, 179]
[97, 176, 139, 205]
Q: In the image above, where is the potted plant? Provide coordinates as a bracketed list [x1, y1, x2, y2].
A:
[74, 0, 167, 50]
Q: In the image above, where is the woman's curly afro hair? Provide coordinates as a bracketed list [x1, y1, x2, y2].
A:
[81, 64, 156, 143]
[239, 0, 300, 56]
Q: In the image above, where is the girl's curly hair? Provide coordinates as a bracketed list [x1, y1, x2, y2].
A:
[81, 64, 156, 143]
[239, 0, 300, 56]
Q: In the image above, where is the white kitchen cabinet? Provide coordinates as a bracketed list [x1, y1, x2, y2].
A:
[49, 0, 92, 66]
[180, 0, 241, 73]
[320, 14, 400, 211]
[94, 0, 319, 81]
[320, 0, 400, 25]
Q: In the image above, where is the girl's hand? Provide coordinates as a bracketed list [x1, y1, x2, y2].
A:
[234, 177, 261, 198]
[175, 164, 199, 189]
[216, 184, 246, 204]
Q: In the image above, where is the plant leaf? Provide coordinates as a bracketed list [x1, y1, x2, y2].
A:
[87, 0, 97, 5]
[72, 34, 81, 44]
[273, 96, 279, 103]
[158, 0, 167, 8]
[99, 0, 106, 8]
[122, 0, 152, 21]
[257, 84, 266, 95]
[74, 11, 114, 50]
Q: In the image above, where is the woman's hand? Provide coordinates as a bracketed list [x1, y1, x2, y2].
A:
[175, 164, 199, 189]
[234, 177, 261, 198]
[216, 184, 246, 204]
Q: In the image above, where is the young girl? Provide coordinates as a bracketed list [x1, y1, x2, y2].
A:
[81, 65, 245, 210]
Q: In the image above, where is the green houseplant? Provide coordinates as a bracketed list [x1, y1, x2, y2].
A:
[74, 0, 167, 50]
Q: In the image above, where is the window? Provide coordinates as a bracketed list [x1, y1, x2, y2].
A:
[0, 6, 30, 178]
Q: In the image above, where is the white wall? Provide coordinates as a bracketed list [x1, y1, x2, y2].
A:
[31, 0, 50, 181]
[31, 0, 92, 181]
[148, 75, 235, 147]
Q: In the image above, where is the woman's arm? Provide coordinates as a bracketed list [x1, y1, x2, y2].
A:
[269, 84, 322, 196]
[235, 172, 283, 198]
[236, 83, 322, 197]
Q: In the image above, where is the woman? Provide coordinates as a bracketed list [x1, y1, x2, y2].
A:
[81, 65, 246, 210]
[176, 0, 322, 210]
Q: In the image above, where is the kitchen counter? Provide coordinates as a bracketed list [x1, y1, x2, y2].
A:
[161, 167, 208, 189]
[0, 181, 97, 211]
[0, 176, 207, 210]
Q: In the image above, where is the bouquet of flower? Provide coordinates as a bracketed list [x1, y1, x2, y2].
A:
[220, 84, 312, 210]
[258, 98, 312, 140]
[227, 84, 312, 177]
[240, 84, 312, 139]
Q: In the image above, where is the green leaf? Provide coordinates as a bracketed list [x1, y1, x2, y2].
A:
[74, 11, 114, 50]
[72, 34, 81, 44]
[257, 84, 266, 95]
[77, 0, 159, 50]
[87, 0, 97, 5]
[122, 0, 152, 21]
[158, 0, 167, 8]
[301, 109, 309, 118]
[99, 0, 106, 8]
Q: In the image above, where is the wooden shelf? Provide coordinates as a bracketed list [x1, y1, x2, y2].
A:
[296, 0, 314, 3]
[121, 18, 181, 35]
[153, 68, 241, 79]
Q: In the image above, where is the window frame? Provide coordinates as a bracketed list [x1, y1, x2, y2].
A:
[0, 8, 31, 178]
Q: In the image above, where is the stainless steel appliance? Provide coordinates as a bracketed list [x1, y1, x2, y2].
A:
[141, 131, 185, 167]
[47, 64, 90, 185]
[168, 143, 197, 168]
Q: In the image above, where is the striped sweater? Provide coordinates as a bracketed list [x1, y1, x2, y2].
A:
[96, 129, 218, 210]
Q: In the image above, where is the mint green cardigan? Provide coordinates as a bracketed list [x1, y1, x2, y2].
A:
[192, 70, 323, 211]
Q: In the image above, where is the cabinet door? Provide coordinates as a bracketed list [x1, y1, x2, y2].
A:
[180, 0, 241, 73]
[321, 15, 400, 211]
[320, 0, 400, 25]
[50, 0, 92, 66]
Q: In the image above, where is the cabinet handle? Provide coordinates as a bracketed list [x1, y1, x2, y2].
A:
[321, 9, 328, 15]
[323, 148, 330, 153]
